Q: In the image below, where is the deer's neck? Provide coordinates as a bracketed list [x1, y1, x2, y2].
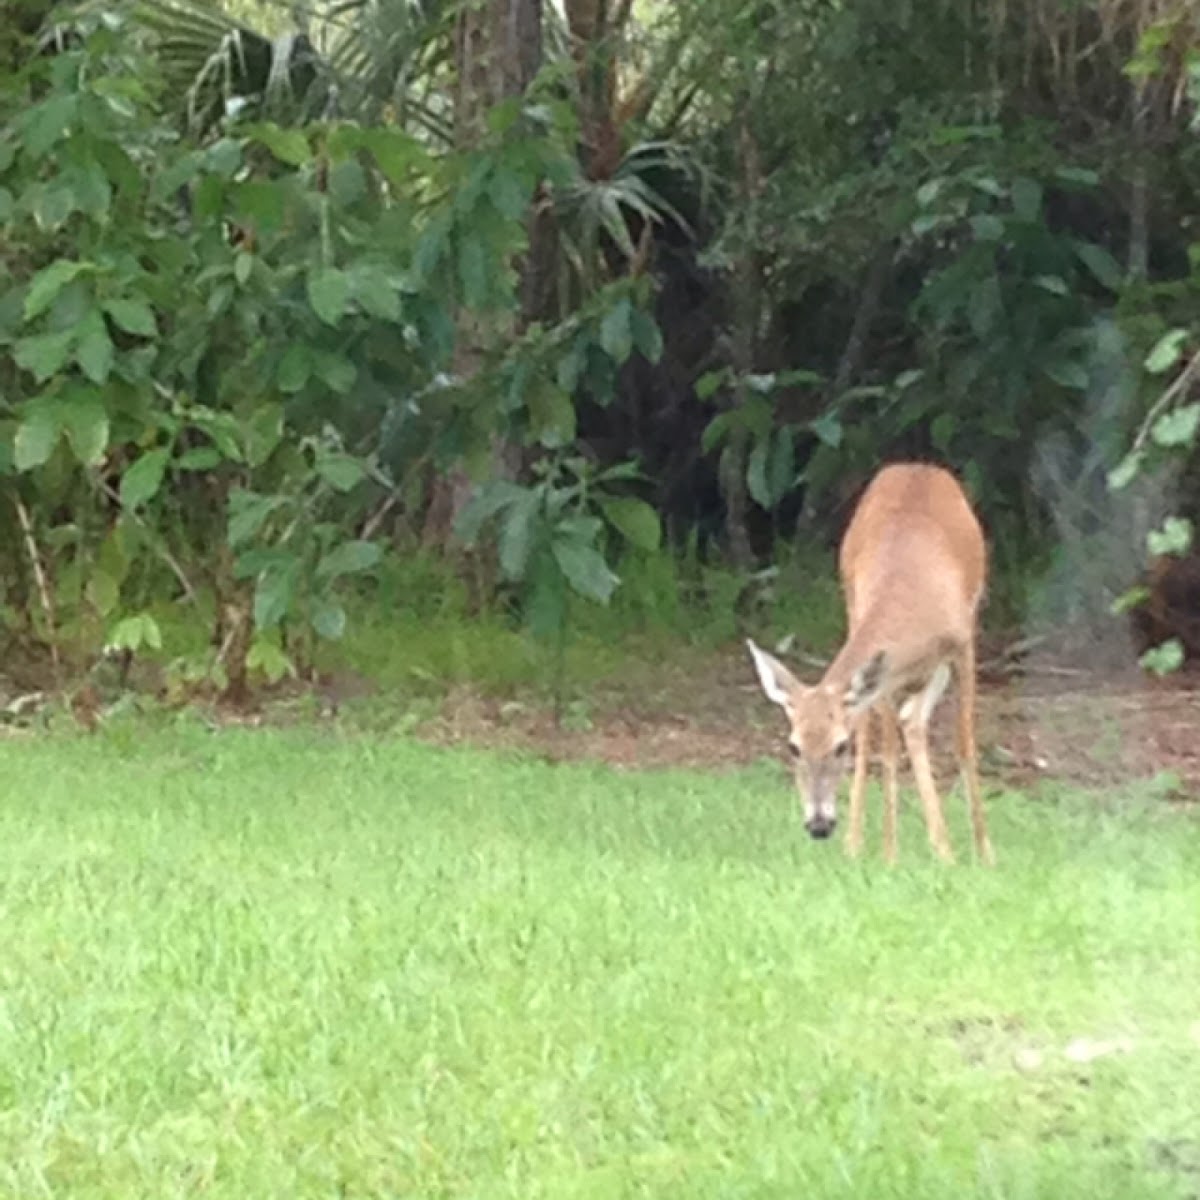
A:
[823, 623, 885, 691]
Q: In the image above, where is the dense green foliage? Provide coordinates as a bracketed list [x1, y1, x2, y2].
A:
[3, 0, 1200, 688]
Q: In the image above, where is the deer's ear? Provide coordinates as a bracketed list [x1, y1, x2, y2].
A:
[746, 639, 803, 709]
[845, 650, 888, 713]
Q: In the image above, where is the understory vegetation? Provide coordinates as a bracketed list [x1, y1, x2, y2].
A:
[1, 727, 1197, 1197]
[2, 0, 1200, 705]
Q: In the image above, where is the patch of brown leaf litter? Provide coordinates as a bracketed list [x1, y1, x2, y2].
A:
[413, 648, 1200, 797]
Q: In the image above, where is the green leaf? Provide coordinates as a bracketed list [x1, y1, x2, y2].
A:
[247, 634, 294, 681]
[253, 566, 296, 630]
[413, 216, 449, 282]
[600, 299, 634, 364]
[317, 540, 382, 581]
[1044, 360, 1088, 390]
[1011, 176, 1042, 221]
[601, 496, 661, 552]
[189, 409, 243, 462]
[701, 411, 738, 454]
[1110, 585, 1150, 616]
[1055, 166, 1099, 187]
[205, 138, 242, 177]
[106, 613, 162, 654]
[1108, 450, 1142, 491]
[1033, 275, 1069, 296]
[931, 412, 956, 451]
[457, 235, 488, 308]
[21, 93, 76, 158]
[0, 186, 13, 223]
[695, 370, 728, 401]
[915, 178, 942, 207]
[315, 353, 356, 395]
[32, 182, 76, 230]
[455, 481, 524, 544]
[362, 127, 428, 190]
[1140, 638, 1183, 676]
[244, 402, 284, 468]
[810, 412, 843, 448]
[103, 296, 157, 337]
[311, 600, 347, 641]
[247, 124, 311, 166]
[24, 260, 90, 321]
[487, 166, 528, 220]
[746, 438, 771, 509]
[14, 330, 74, 382]
[1074, 241, 1123, 291]
[61, 386, 109, 465]
[177, 447, 221, 471]
[1152, 403, 1200, 448]
[14, 398, 63, 470]
[277, 344, 312, 393]
[528, 383, 576, 448]
[768, 428, 795, 504]
[120, 448, 170, 509]
[525, 546, 567, 641]
[1147, 516, 1193, 557]
[969, 176, 1006, 198]
[970, 214, 1005, 242]
[1145, 329, 1187, 375]
[69, 157, 111, 217]
[315, 453, 365, 493]
[307, 268, 351, 326]
[968, 275, 1002, 337]
[234, 252, 253, 286]
[87, 568, 120, 617]
[75, 311, 114, 384]
[228, 490, 287, 548]
[552, 536, 619, 605]
[231, 180, 285, 231]
[498, 489, 540, 580]
[352, 266, 402, 321]
[330, 160, 367, 206]
[630, 308, 663, 363]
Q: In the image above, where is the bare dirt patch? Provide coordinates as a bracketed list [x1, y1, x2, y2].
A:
[6, 639, 1196, 798]
[412, 646, 1200, 797]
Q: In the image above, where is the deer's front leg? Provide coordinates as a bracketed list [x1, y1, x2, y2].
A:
[880, 703, 900, 865]
[845, 708, 872, 858]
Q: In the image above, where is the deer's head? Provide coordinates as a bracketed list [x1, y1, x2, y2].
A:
[746, 639, 887, 839]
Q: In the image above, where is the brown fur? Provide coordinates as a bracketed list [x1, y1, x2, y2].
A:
[748, 462, 994, 865]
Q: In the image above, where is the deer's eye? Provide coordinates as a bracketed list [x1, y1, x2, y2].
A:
[833, 737, 851, 760]
[788, 742, 802, 761]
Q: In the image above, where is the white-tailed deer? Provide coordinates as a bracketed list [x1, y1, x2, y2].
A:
[747, 462, 993, 865]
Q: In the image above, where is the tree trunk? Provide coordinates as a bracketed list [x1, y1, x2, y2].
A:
[1127, 95, 1149, 282]
[833, 241, 894, 397]
[563, 0, 623, 180]
[422, 0, 544, 556]
[723, 105, 764, 570]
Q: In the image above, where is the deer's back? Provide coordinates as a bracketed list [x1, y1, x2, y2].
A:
[838, 463, 986, 642]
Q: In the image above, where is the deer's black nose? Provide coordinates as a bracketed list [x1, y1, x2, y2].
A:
[806, 816, 837, 840]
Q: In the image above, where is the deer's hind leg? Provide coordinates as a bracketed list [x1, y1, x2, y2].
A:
[956, 640, 994, 865]
[899, 663, 954, 863]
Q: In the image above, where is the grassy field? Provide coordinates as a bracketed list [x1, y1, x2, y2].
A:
[1, 720, 1198, 1199]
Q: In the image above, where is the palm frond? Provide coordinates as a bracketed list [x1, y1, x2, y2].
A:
[131, 0, 453, 138]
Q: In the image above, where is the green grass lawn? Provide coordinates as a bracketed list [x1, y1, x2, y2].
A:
[0, 722, 1197, 1198]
